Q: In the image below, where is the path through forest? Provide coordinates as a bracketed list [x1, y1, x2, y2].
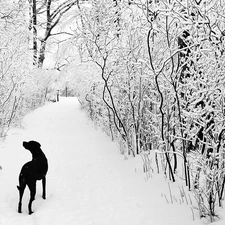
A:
[0, 97, 218, 225]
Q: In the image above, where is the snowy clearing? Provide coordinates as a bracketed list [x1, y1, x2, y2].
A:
[0, 97, 224, 225]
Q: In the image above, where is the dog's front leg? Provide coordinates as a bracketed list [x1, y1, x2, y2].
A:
[42, 176, 46, 199]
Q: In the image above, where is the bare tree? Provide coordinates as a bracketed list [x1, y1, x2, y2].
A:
[28, 0, 78, 67]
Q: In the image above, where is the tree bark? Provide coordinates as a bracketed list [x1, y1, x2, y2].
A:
[32, 0, 38, 65]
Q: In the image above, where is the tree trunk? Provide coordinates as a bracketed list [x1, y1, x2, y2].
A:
[147, 28, 175, 182]
[32, 0, 38, 65]
[38, 40, 46, 67]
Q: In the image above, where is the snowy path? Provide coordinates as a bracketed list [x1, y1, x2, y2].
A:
[0, 97, 221, 225]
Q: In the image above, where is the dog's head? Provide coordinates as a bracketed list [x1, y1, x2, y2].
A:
[23, 141, 41, 155]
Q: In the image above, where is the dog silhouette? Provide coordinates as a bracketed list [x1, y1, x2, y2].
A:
[17, 141, 48, 214]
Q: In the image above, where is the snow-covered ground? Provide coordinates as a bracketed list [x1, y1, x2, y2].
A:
[0, 97, 224, 225]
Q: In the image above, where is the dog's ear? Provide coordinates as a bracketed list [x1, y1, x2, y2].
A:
[35, 141, 41, 148]
[30, 141, 41, 149]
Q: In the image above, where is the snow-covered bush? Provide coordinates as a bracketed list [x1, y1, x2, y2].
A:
[68, 1, 225, 220]
[190, 150, 225, 221]
[0, 1, 60, 137]
[70, 1, 156, 156]
[0, 0, 30, 136]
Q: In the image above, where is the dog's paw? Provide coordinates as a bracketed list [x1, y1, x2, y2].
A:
[18, 204, 22, 213]
[42, 193, 46, 199]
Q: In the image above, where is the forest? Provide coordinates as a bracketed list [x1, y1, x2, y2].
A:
[1, 0, 225, 221]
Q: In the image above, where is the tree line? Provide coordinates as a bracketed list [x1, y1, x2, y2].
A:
[69, 0, 225, 221]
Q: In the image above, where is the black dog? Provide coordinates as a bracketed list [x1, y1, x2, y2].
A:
[17, 141, 48, 214]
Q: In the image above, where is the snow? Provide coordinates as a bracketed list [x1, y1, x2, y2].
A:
[0, 97, 224, 225]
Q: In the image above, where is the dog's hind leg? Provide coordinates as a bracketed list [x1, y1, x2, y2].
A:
[42, 176, 46, 199]
[17, 183, 26, 213]
[27, 181, 36, 215]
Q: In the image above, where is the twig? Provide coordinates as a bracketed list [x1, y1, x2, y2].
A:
[188, 194, 193, 205]
[179, 186, 184, 203]
[182, 186, 189, 205]
[190, 206, 195, 221]
[168, 182, 173, 204]
[164, 194, 169, 203]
